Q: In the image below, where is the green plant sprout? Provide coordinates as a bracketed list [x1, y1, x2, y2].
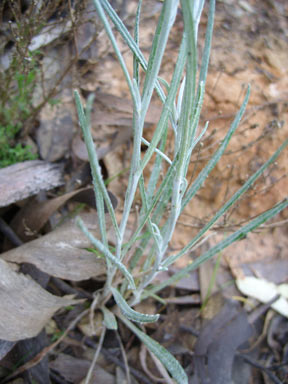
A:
[74, 1, 288, 382]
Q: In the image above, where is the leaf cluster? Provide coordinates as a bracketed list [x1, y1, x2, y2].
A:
[75, 1, 288, 382]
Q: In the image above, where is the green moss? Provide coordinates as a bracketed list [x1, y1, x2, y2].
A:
[0, 53, 39, 168]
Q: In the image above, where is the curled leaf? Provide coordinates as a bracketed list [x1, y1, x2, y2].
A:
[111, 288, 159, 323]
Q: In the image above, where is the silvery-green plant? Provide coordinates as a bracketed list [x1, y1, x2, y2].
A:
[74, 0, 288, 382]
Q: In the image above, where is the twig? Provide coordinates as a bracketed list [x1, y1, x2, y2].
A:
[50, 370, 70, 384]
[115, 330, 131, 384]
[179, 325, 199, 337]
[84, 338, 152, 384]
[89, 293, 100, 335]
[0, 218, 22, 246]
[248, 294, 280, 324]
[68, 0, 79, 60]
[268, 358, 288, 371]
[85, 326, 106, 384]
[236, 353, 283, 384]
[50, 276, 93, 299]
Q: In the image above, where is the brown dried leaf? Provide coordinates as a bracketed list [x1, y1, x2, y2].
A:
[49, 353, 114, 384]
[10, 187, 100, 242]
[0, 161, 64, 208]
[1, 214, 106, 281]
[93, 92, 161, 124]
[192, 301, 254, 384]
[72, 135, 111, 162]
[92, 111, 133, 127]
[72, 135, 92, 161]
[72, 126, 132, 162]
[0, 259, 80, 341]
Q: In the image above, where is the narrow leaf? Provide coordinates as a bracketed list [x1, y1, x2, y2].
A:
[111, 288, 159, 323]
[133, 0, 142, 84]
[145, 198, 288, 298]
[92, 0, 137, 106]
[86, 93, 107, 247]
[74, 90, 120, 239]
[141, 0, 178, 120]
[122, 161, 177, 257]
[100, 0, 167, 103]
[163, 138, 288, 267]
[198, 0, 215, 88]
[140, 36, 186, 174]
[77, 218, 135, 289]
[119, 314, 188, 384]
[181, 85, 250, 211]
